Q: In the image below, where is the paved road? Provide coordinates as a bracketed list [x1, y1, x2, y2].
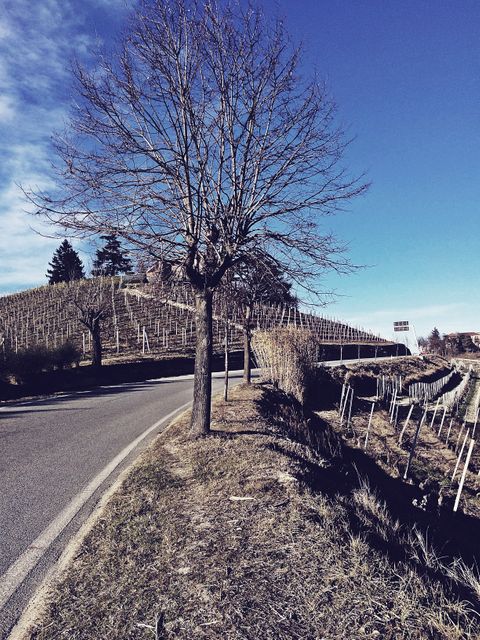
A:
[0, 373, 233, 638]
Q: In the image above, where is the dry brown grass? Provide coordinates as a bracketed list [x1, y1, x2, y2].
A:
[252, 328, 317, 404]
[26, 383, 480, 639]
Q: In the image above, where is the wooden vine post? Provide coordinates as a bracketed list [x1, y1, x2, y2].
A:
[451, 429, 470, 483]
[399, 404, 414, 445]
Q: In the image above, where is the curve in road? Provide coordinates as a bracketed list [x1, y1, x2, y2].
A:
[0, 373, 233, 638]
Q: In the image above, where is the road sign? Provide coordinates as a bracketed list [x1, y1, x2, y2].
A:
[394, 321, 409, 332]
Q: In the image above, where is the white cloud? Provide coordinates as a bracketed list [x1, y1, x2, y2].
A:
[0, 1, 132, 293]
[0, 94, 15, 122]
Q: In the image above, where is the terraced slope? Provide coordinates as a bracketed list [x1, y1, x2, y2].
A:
[0, 279, 387, 362]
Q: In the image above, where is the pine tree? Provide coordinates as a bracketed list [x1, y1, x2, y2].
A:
[92, 235, 132, 276]
[427, 327, 444, 354]
[46, 240, 85, 284]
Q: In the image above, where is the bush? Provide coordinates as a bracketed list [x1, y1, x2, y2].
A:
[7, 345, 53, 383]
[5, 342, 81, 383]
[51, 342, 81, 370]
[252, 328, 317, 405]
[0, 353, 8, 382]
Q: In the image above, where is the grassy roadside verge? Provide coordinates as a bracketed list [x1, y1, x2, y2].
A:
[22, 383, 480, 639]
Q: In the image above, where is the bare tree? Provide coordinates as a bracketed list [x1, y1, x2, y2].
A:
[30, 0, 367, 435]
[69, 278, 112, 368]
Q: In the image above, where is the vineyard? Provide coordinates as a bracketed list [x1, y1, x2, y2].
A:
[335, 358, 480, 516]
[0, 278, 389, 362]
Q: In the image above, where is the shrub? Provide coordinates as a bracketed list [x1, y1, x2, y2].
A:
[252, 328, 317, 405]
[7, 345, 53, 383]
[0, 353, 8, 382]
[5, 342, 81, 383]
[51, 342, 81, 370]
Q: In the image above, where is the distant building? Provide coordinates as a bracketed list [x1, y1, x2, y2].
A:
[146, 260, 187, 284]
[444, 331, 480, 348]
[119, 273, 147, 286]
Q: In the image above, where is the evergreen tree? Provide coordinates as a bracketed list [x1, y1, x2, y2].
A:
[427, 327, 444, 354]
[460, 334, 478, 353]
[92, 235, 132, 276]
[46, 240, 85, 284]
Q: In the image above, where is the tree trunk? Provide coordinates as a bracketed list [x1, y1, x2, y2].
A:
[243, 306, 252, 384]
[91, 324, 102, 368]
[191, 289, 213, 436]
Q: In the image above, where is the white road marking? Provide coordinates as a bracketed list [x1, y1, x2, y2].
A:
[0, 400, 192, 610]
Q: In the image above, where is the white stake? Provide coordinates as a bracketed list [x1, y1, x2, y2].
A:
[430, 397, 440, 429]
[346, 390, 354, 431]
[364, 402, 375, 450]
[452, 429, 470, 483]
[453, 439, 475, 512]
[394, 404, 400, 428]
[455, 422, 466, 454]
[399, 404, 414, 444]
[445, 418, 454, 446]
[404, 410, 427, 480]
[437, 407, 447, 438]
[340, 386, 350, 423]
[339, 383, 346, 415]
[389, 389, 398, 421]
[473, 407, 480, 439]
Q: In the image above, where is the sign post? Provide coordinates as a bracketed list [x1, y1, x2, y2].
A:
[393, 321, 419, 355]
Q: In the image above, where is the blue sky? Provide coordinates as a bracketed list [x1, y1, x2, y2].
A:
[0, 0, 479, 340]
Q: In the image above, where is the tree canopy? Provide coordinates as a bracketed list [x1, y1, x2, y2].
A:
[31, 0, 367, 434]
[92, 234, 132, 277]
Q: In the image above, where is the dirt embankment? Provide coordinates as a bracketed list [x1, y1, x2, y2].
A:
[332, 355, 452, 397]
[23, 383, 480, 640]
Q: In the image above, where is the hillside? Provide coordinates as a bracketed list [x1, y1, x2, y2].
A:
[0, 279, 389, 364]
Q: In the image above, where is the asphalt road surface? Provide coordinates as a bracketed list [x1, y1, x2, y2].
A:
[0, 372, 236, 638]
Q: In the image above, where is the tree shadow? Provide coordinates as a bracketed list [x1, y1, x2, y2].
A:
[257, 384, 480, 573]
